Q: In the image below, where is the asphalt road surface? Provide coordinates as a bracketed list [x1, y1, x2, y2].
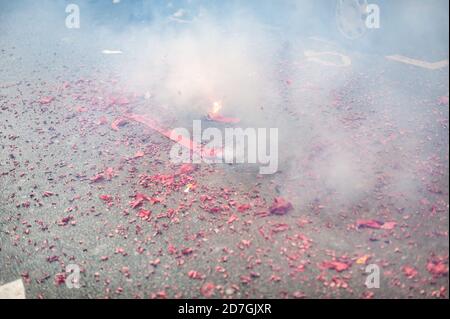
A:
[0, 3, 449, 299]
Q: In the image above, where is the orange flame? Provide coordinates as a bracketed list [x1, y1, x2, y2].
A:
[211, 101, 222, 114]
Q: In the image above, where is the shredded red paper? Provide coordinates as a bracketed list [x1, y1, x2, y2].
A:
[206, 112, 241, 124]
[269, 197, 293, 215]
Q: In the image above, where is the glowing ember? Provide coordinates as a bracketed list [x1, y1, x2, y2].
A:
[211, 101, 222, 114]
[207, 101, 240, 124]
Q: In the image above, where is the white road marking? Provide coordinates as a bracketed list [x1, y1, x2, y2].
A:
[386, 55, 449, 70]
[304, 50, 352, 67]
[101, 50, 123, 55]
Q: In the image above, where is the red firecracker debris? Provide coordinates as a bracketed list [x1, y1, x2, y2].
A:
[181, 247, 194, 255]
[115, 96, 130, 106]
[129, 193, 151, 209]
[188, 270, 205, 280]
[402, 265, 418, 279]
[137, 209, 151, 220]
[99, 194, 113, 202]
[125, 113, 222, 159]
[178, 163, 197, 175]
[57, 215, 74, 226]
[427, 258, 448, 277]
[103, 167, 115, 179]
[356, 219, 397, 230]
[111, 118, 128, 131]
[438, 95, 449, 106]
[97, 116, 108, 125]
[133, 150, 145, 158]
[269, 197, 293, 215]
[168, 244, 177, 255]
[200, 282, 216, 298]
[356, 219, 383, 229]
[321, 260, 351, 272]
[227, 214, 238, 224]
[90, 167, 115, 183]
[90, 174, 104, 183]
[271, 223, 289, 234]
[39, 96, 54, 105]
[237, 203, 251, 212]
[206, 112, 241, 124]
[54, 273, 66, 285]
[380, 221, 397, 230]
